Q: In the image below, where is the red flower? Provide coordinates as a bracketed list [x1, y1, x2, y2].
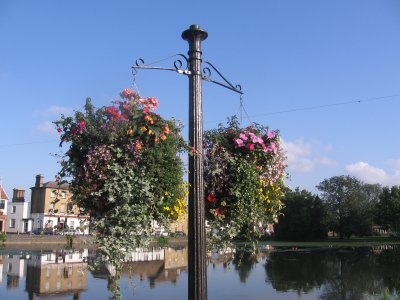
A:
[207, 194, 218, 203]
[106, 106, 118, 116]
[215, 207, 223, 216]
[57, 127, 62, 133]
[79, 120, 86, 133]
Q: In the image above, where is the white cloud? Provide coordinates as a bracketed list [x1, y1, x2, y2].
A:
[282, 139, 337, 173]
[346, 161, 400, 186]
[36, 121, 57, 134]
[389, 159, 400, 170]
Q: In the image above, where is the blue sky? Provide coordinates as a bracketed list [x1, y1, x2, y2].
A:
[0, 0, 399, 199]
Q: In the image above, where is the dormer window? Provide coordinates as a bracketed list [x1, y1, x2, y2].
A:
[0, 200, 5, 210]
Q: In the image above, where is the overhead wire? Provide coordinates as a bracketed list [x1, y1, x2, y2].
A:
[205, 93, 399, 124]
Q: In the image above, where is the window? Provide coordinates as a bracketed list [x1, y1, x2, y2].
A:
[50, 191, 56, 198]
[68, 203, 74, 213]
[10, 219, 16, 228]
[0, 200, 5, 210]
[61, 191, 66, 198]
[60, 204, 65, 213]
[12, 206, 16, 214]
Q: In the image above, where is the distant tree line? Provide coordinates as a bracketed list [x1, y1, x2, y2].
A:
[273, 175, 400, 240]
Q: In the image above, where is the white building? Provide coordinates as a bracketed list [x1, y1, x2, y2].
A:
[6, 189, 33, 234]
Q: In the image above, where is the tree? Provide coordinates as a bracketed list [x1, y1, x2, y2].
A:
[375, 186, 400, 234]
[274, 188, 328, 241]
[317, 176, 379, 238]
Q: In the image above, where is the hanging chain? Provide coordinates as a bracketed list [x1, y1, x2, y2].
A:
[236, 93, 252, 125]
[131, 68, 142, 96]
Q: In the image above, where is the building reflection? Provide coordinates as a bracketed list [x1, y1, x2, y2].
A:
[118, 247, 188, 288]
[1, 252, 30, 290]
[1, 246, 189, 297]
[26, 249, 88, 300]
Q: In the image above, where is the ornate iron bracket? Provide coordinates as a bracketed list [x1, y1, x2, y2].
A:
[131, 54, 243, 95]
[202, 61, 243, 94]
[132, 54, 191, 75]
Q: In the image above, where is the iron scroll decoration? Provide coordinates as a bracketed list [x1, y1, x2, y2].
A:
[201, 61, 243, 95]
[132, 54, 243, 95]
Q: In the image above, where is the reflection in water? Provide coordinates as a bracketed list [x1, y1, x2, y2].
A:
[26, 249, 88, 300]
[90, 247, 188, 290]
[265, 245, 400, 299]
[0, 249, 88, 300]
[0, 244, 399, 299]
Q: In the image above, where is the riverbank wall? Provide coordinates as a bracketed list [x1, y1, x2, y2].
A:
[1, 234, 187, 250]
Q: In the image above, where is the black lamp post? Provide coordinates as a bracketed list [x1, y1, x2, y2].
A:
[132, 24, 242, 300]
[182, 24, 208, 300]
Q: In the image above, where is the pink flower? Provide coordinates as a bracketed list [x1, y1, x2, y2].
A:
[251, 135, 263, 144]
[267, 143, 276, 153]
[140, 97, 159, 111]
[246, 143, 255, 151]
[239, 133, 248, 141]
[120, 88, 135, 99]
[267, 131, 276, 139]
[234, 138, 244, 147]
[261, 143, 267, 152]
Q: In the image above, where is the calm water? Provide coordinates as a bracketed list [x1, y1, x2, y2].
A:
[0, 244, 399, 300]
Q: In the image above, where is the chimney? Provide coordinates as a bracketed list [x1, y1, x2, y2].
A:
[35, 174, 44, 187]
[12, 188, 25, 203]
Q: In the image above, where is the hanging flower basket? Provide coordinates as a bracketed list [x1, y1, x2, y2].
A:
[204, 117, 286, 247]
[54, 89, 187, 258]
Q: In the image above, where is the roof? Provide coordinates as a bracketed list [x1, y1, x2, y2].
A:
[0, 186, 9, 200]
[42, 181, 70, 190]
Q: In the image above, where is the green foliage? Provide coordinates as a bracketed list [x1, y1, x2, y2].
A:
[0, 232, 6, 243]
[317, 175, 380, 238]
[375, 186, 400, 234]
[156, 236, 169, 247]
[274, 188, 328, 240]
[65, 235, 74, 248]
[203, 117, 287, 247]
